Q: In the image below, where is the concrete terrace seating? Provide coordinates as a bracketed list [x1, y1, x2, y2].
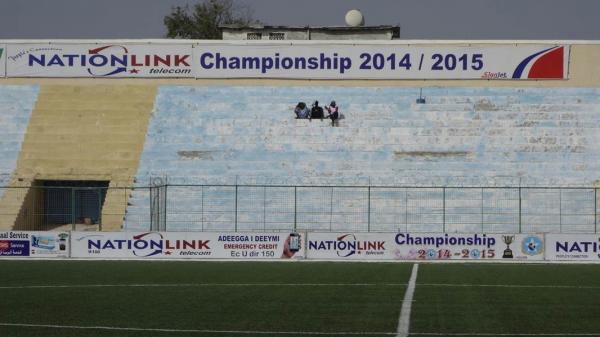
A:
[0, 85, 39, 198]
[125, 86, 600, 233]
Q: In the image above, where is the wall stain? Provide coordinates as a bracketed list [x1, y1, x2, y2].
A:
[177, 151, 214, 160]
[394, 151, 472, 159]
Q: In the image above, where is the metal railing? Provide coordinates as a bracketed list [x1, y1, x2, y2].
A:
[1, 185, 598, 233]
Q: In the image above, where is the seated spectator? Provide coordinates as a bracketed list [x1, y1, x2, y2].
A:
[294, 102, 310, 119]
[311, 101, 324, 120]
[326, 101, 339, 127]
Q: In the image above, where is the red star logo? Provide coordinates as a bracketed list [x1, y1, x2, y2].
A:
[129, 69, 139, 74]
[164, 251, 171, 255]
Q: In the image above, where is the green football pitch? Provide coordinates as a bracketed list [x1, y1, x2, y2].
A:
[1, 261, 599, 337]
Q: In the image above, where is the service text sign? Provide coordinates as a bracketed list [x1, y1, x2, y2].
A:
[0, 231, 70, 258]
[71, 231, 304, 259]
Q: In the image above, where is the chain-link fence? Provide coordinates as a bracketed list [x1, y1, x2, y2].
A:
[1, 185, 598, 233]
[135, 185, 599, 234]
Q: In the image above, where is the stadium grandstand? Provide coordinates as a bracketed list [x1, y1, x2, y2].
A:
[3, 10, 600, 337]
[0, 39, 599, 235]
[0, 40, 600, 232]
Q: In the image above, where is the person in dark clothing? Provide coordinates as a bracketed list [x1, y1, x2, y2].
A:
[294, 102, 310, 119]
[325, 101, 339, 127]
[311, 101, 324, 120]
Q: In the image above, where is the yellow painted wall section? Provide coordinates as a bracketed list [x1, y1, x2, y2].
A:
[0, 85, 156, 231]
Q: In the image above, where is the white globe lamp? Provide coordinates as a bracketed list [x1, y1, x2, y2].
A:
[345, 9, 364, 27]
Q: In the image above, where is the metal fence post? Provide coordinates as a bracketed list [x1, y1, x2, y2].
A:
[98, 188, 102, 231]
[71, 188, 76, 230]
[518, 187, 522, 233]
[294, 186, 297, 231]
[559, 189, 562, 233]
[123, 188, 127, 231]
[148, 186, 155, 231]
[329, 187, 334, 231]
[481, 187, 484, 233]
[367, 186, 371, 232]
[442, 187, 446, 233]
[30, 187, 35, 230]
[404, 188, 408, 232]
[234, 185, 238, 232]
[163, 184, 168, 231]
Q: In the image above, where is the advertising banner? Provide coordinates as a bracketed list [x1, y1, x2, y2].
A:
[71, 231, 304, 259]
[391, 233, 544, 261]
[306, 232, 544, 261]
[0, 231, 70, 258]
[194, 43, 569, 80]
[6, 43, 193, 78]
[545, 234, 600, 261]
[0, 44, 5, 77]
[306, 233, 393, 260]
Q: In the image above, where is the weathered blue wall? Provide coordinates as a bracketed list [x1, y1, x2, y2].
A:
[135, 86, 600, 186]
[125, 86, 600, 232]
[0, 85, 39, 197]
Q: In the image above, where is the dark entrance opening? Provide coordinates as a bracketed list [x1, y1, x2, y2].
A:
[40, 180, 109, 227]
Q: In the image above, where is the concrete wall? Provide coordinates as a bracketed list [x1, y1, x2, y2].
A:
[132, 86, 600, 187]
[0, 85, 39, 229]
[223, 30, 309, 40]
[0, 85, 156, 230]
[309, 30, 393, 40]
[0, 85, 38, 192]
[221, 29, 394, 40]
[121, 85, 600, 232]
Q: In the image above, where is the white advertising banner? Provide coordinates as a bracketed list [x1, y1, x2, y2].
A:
[391, 233, 544, 261]
[307, 233, 393, 260]
[545, 234, 600, 261]
[0, 231, 70, 258]
[0, 44, 5, 77]
[6, 43, 193, 78]
[71, 231, 305, 259]
[306, 233, 544, 261]
[194, 44, 569, 80]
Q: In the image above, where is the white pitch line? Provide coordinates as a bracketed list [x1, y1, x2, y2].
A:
[397, 263, 419, 337]
[0, 283, 407, 290]
[411, 333, 600, 336]
[1, 282, 597, 290]
[2, 323, 599, 337]
[0, 323, 395, 335]
[418, 283, 600, 290]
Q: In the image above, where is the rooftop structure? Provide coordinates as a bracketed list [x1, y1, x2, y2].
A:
[220, 9, 399, 40]
[220, 24, 400, 40]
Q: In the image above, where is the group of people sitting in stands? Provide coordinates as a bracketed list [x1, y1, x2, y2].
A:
[294, 100, 340, 127]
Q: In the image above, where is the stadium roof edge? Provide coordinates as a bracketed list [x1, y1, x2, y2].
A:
[219, 24, 398, 31]
[1, 39, 600, 45]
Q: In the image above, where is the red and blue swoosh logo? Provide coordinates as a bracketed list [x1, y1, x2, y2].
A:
[512, 46, 565, 79]
[87, 45, 129, 77]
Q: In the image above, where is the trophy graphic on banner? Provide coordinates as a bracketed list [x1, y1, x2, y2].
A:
[502, 235, 515, 258]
